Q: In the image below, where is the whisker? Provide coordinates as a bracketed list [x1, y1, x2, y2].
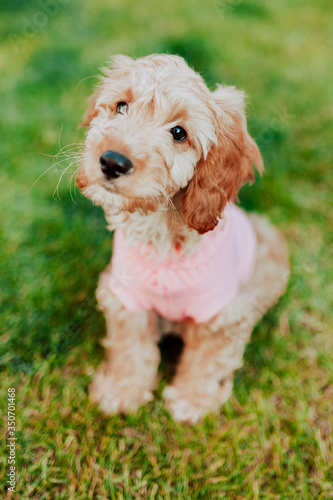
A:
[57, 124, 64, 152]
[68, 166, 80, 204]
[53, 159, 77, 200]
[40, 145, 82, 159]
[32, 121, 84, 202]
[163, 192, 182, 223]
[30, 162, 59, 191]
[76, 74, 100, 92]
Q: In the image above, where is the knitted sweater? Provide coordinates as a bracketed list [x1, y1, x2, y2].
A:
[108, 203, 257, 323]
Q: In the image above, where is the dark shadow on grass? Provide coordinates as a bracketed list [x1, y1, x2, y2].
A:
[158, 334, 184, 382]
[0, 0, 32, 14]
[226, 0, 269, 19]
[28, 46, 81, 89]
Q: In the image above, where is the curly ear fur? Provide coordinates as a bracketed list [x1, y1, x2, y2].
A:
[182, 86, 264, 235]
[79, 90, 101, 128]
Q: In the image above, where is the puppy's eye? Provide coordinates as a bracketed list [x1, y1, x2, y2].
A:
[115, 102, 128, 114]
[170, 126, 187, 142]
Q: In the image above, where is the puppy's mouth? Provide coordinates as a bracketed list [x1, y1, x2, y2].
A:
[101, 182, 119, 194]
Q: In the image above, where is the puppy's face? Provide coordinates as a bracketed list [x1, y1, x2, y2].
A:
[77, 54, 263, 233]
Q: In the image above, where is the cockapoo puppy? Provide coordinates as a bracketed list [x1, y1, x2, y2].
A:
[76, 54, 289, 424]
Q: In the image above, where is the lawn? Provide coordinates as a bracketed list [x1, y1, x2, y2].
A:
[0, 0, 332, 498]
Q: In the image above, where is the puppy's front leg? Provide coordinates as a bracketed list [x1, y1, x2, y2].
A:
[90, 276, 160, 415]
[164, 320, 251, 424]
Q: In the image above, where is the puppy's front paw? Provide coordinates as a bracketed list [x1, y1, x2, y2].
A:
[163, 377, 233, 424]
[90, 364, 154, 415]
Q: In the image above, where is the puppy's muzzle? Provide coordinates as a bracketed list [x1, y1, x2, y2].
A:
[99, 150, 133, 179]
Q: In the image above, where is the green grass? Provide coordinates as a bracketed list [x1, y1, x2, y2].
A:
[1, 0, 333, 498]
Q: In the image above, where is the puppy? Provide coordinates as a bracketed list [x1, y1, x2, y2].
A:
[76, 54, 289, 424]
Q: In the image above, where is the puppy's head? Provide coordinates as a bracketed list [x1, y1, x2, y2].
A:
[77, 54, 263, 232]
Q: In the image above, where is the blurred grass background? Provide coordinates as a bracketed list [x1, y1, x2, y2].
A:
[0, 0, 332, 498]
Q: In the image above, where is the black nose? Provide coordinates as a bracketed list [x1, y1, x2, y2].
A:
[99, 151, 133, 179]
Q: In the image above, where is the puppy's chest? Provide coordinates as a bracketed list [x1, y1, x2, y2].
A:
[106, 204, 257, 323]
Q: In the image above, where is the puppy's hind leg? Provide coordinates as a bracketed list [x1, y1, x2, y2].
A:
[90, 268, 160, 415]
[164, 216, 289, 424]
[163, 319, 251, 424]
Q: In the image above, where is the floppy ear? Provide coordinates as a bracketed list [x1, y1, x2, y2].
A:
[78, 90, 100, 128]
[182, 86, 264, 234]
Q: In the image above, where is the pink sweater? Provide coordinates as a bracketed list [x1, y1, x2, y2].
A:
[108, 204, 257, 323]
